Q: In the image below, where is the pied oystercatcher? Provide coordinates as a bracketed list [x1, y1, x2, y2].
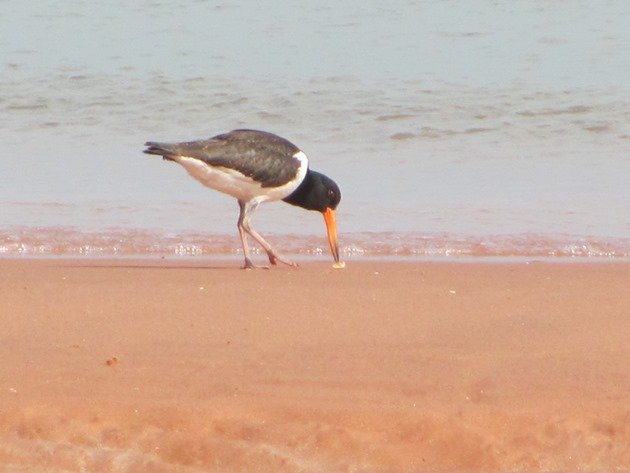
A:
[143, 129, 342, 269]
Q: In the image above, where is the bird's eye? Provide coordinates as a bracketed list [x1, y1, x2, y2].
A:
[328, 189, 335, 199]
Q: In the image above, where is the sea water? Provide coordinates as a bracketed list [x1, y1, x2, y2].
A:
[1, 1, 629, 257]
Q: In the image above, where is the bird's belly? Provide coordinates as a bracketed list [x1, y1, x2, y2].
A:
[174, 155, 307, 203]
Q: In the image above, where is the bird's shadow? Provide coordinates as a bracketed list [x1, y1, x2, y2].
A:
[51, 261, 240, 271]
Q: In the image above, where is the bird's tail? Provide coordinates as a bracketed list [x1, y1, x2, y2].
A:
[143, 142, 179, 161]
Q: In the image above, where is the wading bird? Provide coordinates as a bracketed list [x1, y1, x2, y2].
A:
[143, 129, 341, 269]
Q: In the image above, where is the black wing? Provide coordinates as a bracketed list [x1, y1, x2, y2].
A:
[144, 129, 304, 187]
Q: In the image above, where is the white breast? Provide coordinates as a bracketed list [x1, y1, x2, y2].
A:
[173, 150, 309, 203]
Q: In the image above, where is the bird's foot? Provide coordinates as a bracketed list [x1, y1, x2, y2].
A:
[267, 251, 298, 268]
[241, 258, 270, 270]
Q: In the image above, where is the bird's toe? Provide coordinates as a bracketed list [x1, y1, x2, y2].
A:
[242, 259, 270, 270]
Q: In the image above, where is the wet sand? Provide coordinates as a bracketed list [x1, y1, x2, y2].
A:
[0, 259, 628, 472]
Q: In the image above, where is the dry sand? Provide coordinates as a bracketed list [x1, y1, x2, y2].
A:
[0, 258, 628, 472]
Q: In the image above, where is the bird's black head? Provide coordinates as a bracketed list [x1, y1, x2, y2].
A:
[282, 169, 341, 212]
[283, 169, 342, 263]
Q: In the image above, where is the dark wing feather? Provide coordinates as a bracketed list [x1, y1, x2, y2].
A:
[144, 130, 303, 187]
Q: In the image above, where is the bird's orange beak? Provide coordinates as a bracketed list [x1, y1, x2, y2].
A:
[322, 207, 340, 263]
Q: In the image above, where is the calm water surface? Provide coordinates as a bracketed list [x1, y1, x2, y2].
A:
[1, 1, 629, 257]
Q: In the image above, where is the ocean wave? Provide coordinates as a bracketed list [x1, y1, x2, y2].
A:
[1, 228, 628, 259]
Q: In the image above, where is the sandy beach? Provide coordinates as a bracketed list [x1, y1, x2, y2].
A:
[0, 258, 628, 472]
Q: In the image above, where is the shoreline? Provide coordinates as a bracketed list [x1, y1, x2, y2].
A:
[3, 254, 630, 264]
[3, 227, 629, 259]
[1, 259, 628, 471]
